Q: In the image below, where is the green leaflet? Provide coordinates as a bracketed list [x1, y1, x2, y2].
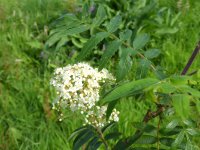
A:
[47, 24, 89, 47]
[76, 32, 109, 61]
[116, 47, 133, 81]
[172, 94, 191, 119]
[144, 49, 161, 59]
[106, 15, 122, 33]
[133, 33, 150, 50]
[160, 137, 174, 146]
[92, 5, 107, 27]
[99, 40, 121, 70]
[73, 130, 94, 150]
[166, 119, 179, 130]
[105, 132, 121, 140]
[136, 59, 151, 79]
[156, 27, 179, 34]
[68, 126, 88, 141]
[100, 78, 159, 104]
[156, 82, 177, 94]
[172, 131, 185, 147]
[50, 14, 79, 28]
[177, 85, 200, 98]
[135, 135, 157, 144]
[119, 29, 132, 41]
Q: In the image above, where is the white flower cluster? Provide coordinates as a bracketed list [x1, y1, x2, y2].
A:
[84, 106, 120, 127]
[50, 62, 119, 127]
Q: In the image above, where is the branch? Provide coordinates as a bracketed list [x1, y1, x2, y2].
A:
[96, 27, 157, 71]
[181, 41, 200, 75]
[119, 41, 200, 149]
[142, 104, 165, 123]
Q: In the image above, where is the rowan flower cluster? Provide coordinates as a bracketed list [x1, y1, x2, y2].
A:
[50, 62, 119, 127]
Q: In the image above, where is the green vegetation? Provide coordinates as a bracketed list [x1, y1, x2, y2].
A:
[0, 0, 199, 149]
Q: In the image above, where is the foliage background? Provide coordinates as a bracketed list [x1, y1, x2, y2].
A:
[0, 0, 199, 149]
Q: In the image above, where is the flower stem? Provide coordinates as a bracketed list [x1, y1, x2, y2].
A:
[96, 127, 109, 150]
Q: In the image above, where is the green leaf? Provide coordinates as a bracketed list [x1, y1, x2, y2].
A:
[172, 131, 185, 146]
[144, 49, 161, 59]
[100, 78, 158, 104]
[93, 5, 106, 27]
[133, 33, 150, 50]
[170, 76, 191, 85]
[166, 119, 179, 129]
[51, 14, 79, 28]
[119, 29, 132, 41]
[143, 125, 157, 133]
[157, 82, 176, 93]
[185, 141, 194, 150]
[90, 141, 102, 150]
[105, 132, 121, 140]
[172, 94, 190, 119]
[47, 25, 89, 47]
[55, 37, 69, 50]
[99, 40, 121, 70]
[85, 137, 100, 150]
[106, 101, 118, 120]
[156, 27, 178, 34]
[177, 85, 200, 98]
[27, 41, 42, 49]
[136, 59, 151, 79]
[77, 32, 109, 61]
[186, 128, 199, 136]
[160, 126, 183, 136]
[135, 135, 157, 144]
[116, 47, 133, 81]
[73, 130, 94, 150]
[154, 66, 167, 80]
[133, 122, 156, 133]
[106, 15, 122, 33]
[73, 128, 90, 144]
[114, 131, 143, 149]
[68, 126, 88, 141]
[101, 122, 115, 133]
[160, 137, 174, 146]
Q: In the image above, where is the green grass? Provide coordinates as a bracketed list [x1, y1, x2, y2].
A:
[0, 0, 200, 149]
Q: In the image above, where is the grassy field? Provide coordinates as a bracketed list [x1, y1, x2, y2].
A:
[0, 0, 199, 149]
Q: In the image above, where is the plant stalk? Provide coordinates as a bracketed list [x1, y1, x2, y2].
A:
[96, 127, 109, 150]
[181, 41, 200, 75]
